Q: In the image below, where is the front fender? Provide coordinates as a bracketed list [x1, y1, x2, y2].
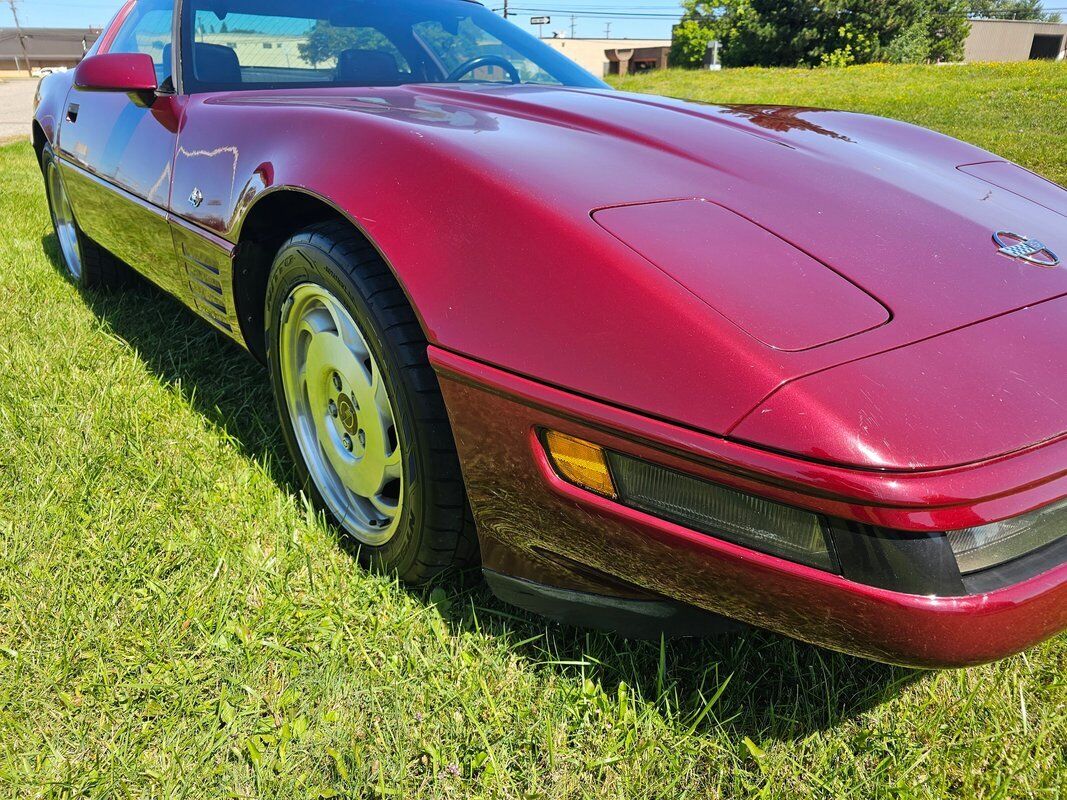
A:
[169, 93, 790, 437]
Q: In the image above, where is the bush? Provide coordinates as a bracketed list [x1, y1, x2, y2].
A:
[884, 17, 932, 63]
[670, 19, 718, 68]
[671, 0, 971, 67]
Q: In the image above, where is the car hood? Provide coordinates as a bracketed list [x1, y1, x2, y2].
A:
[226, 85, 1067, 470]
[411, 84, 1067, 336]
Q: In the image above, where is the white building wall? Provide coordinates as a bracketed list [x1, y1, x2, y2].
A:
[542, 38, 671, 77]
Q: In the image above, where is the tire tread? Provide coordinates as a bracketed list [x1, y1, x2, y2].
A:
[271, 219, 477, 583]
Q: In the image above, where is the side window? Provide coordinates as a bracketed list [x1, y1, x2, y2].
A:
[107, 0, 176, 85]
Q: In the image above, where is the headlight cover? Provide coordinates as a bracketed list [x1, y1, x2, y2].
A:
[542, 431, 1064, 587]
[946, 497, 1067, 574]
[606, 452, 836, 571]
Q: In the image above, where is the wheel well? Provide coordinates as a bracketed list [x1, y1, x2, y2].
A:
[32, 121, 47, 168]
[233, 190, 354, 361]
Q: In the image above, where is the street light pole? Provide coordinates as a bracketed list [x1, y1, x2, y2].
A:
[7, 0, 32, 78]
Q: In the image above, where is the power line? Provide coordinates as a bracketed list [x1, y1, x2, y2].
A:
[507, 5, 1066, 19]
[6, 0, 32, 77]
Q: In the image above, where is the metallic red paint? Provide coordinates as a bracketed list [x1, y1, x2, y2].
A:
[431, 347, 1066, 668]
[592, 199, 891, 351]
[32, 0, 1067, 664]
[732, 297, 1067, 470]
[73, 53, 159, 94]
[159, 85, 1067, 472]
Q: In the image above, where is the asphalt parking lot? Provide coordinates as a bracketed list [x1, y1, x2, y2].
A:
[0, 79, 39, 145]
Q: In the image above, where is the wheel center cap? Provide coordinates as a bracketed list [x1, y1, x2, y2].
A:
[336, 393, 359, 434]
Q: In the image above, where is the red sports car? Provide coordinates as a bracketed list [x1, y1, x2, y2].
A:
[34, 0, 1066, 668]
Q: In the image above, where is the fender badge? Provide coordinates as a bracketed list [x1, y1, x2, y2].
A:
[993, 231, 1059, 267]
[189, 187, 204, 208]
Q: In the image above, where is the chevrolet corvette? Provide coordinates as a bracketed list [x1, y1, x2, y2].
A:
[34, 0, 1067, 667]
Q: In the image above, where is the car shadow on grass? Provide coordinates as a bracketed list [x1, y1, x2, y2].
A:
[45, 234, 924, 744]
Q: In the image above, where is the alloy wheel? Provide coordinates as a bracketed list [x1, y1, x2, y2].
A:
[45, 158, 83, 281]
[278, 283, 404, 545]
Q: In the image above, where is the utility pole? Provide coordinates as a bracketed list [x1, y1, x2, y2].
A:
[569, 14, 576, 38]
[604, 22, 611, 39]
[7, 0, 32, 77]
[502, 0, 509, 18]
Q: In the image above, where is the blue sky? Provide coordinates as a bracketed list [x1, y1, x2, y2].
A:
[10, 0, 683, 39]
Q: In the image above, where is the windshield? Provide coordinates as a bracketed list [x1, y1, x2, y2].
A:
[180, 0, 606, 92]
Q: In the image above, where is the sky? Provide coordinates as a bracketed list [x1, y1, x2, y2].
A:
[9, 0, 684, 39]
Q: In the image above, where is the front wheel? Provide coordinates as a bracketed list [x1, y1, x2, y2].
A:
[265, 221, 476, 582]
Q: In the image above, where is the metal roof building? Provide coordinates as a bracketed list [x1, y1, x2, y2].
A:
[965, 18, 1067, 61]
[0, 27, 101, 75]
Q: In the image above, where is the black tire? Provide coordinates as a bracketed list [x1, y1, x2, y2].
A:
[265, 220, 477, 583]
[41, 143, 130, 290]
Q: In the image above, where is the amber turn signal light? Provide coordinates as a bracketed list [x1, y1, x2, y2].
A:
[543, 431, 617, 498]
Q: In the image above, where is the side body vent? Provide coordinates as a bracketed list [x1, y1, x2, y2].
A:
[170, 220, 247, 349]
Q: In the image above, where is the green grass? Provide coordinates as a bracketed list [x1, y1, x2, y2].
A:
[1, 63, 1065, 797]
[608, 62, 1067, 186]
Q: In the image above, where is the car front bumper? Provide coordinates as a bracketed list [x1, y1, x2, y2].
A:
[430, 347, 1067, 668]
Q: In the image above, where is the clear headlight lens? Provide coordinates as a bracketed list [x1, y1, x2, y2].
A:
[606, 452, 835, 570]
[946, 497, 1067, 574]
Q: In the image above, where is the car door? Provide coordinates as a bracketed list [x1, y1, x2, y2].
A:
[57, 0, 184, 296]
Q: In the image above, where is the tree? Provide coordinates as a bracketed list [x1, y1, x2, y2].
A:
[670, 19, 719, 67]
[968, 1, 1062, 22]
[297, 21, 397, 68]
[671, 0, 973, 67]
[719, 0, 825, 68]
[298, 21, 360, 67]
[927, 0, 971, 61]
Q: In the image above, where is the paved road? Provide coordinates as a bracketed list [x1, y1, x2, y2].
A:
[0, 79, 40, 145]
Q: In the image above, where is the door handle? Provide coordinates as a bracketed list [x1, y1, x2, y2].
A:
[66, 103, 79, 123]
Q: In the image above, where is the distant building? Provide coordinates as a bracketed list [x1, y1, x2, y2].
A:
[543, 38, 671, 77]
[965, 18, 1067, 61]
[0, 27, 101, 76]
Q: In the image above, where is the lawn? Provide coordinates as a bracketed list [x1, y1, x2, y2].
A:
[1, 64, 1065, 798]
[609, 61, 1067, 187]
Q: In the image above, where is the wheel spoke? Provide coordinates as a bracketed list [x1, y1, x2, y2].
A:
[372, 366, 392, 419]
[369, 491, 400, 517]
[383, 447, 403, 480]
[324, 295, 369, 360]
[299, 308, 334, 339]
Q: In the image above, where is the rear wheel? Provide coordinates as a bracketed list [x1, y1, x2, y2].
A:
[41, 143, 128, 290]
[265, 221, 476, 582]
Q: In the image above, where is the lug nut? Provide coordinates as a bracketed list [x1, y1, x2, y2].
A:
[332, 373, 343, 391]
[342, 434, 353, 452]
[357, 429, 366, 447]
[328, 400, 338, 418]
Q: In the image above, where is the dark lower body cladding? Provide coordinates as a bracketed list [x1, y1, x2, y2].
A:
[430, 348, 1067, 668]
[483, 569, 741, 639]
